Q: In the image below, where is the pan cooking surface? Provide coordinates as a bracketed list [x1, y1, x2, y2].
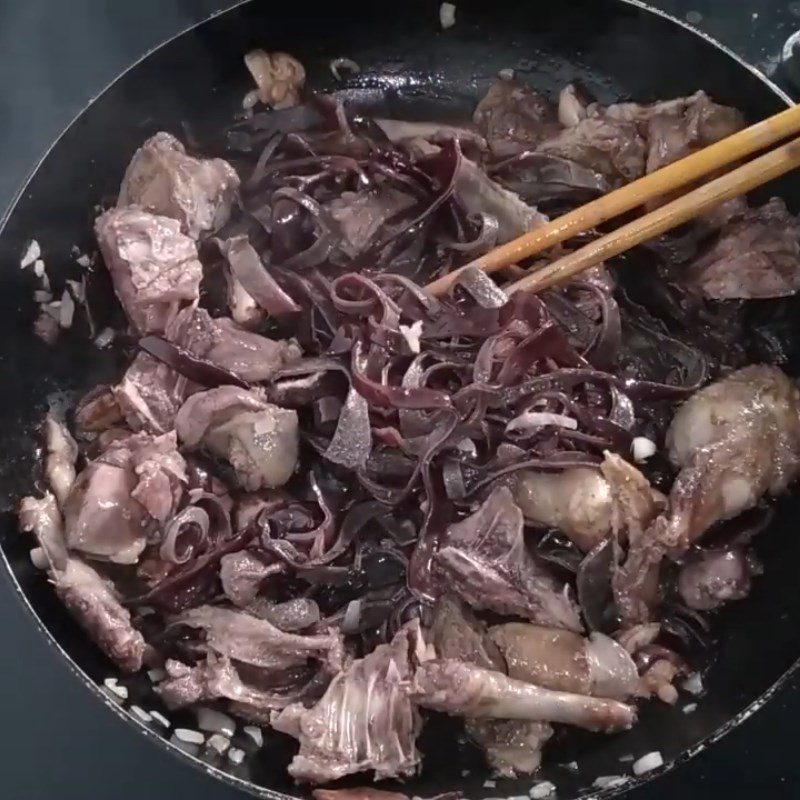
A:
[1, 2, 799, 798]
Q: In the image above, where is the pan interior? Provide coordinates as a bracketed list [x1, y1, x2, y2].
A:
[1, 1, 798, 798]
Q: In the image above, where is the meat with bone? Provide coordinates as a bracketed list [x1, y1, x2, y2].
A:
[118, 132, 240, 238]
[617, 367, 800, 624]
[160, 654, 327, 714]
[686, 198, 800, 299]
[44, 413, 78, 507]
[62, 431, 185, 563]
[489, 623, 639, 700]
[20, 494, 145, 671]
[598, 452, 666, 627]
[175, 604, 344, 671]
[677, 547, 753, 611]
[435, 486, 582, 631]
[410, 659, 636, 733]
[473, 79, 560, 156]
[665, 365, 800, 537]
[271, 623, 427, 783]
[512, 467, 612, 552]
[175, 386, 299, 490]
[95, 206, 203, 335]
[429, 597, 553, 778]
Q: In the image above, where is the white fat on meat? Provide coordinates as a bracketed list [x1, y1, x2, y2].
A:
[95, 206, 203, 335]
[175, 386, 299, 490]
[513, 467, 612, 552]
[118, 132, 240, 239]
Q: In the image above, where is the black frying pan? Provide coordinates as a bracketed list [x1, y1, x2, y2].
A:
[1, 1, 799, 797]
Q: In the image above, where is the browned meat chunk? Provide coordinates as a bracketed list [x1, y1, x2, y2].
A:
[20, 494, 145, 671]
[118, 132, 240, 238]
[175, 386, 299, 490]
[686, 198, 800, 299]
[473, 79, 559, 156]
[95, 206, 202, 335]
[435, 486, 582, 631]
[62, 431, 186, 563]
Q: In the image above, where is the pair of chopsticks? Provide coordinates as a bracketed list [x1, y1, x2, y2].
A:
[425, 104, 800, 297]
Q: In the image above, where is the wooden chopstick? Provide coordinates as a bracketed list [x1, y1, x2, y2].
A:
[505, 134, 800, 295]
[425, 103, 800, 297]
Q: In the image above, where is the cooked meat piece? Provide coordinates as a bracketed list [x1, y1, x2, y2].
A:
[220, 550, 278, 606]
[429, 595, 505, 671]
[56, 558, 147, 672]
[455, 157, 547, 243]
[271, 623, 426, 783]
[19, 493, 68, 571]
[202, 316, 301, 382]
[95, 206, 203, 335]
[74, 385, 125, 438]
[62, 431, 186, 563]
[160, 654, 325, 713]
[313, 790, 411, 800]
[245, 50, 305, 109]
[126, 431, 187, 522]
[118, 132, 240, 238]
[20, 494, 145, 671]
[677, 547, 752, 610]
[557, 84, 590, 128]
[175, 386, 299, 489]
[643, 91, 743, 173]
[537, 117, 646, 183]
[473, 79, 559, 156]
[429, 596, 553, 777]
[114, 352, 187, 434]
[489, 624, 638, 700]
[513, 467, 612, 552]
[44, 414, 78, 507]
[667, 365, 800, 506]
[327, 188, 416, 259]
[686, 198, 800, 299]
[465, 719, 553, 778]
[435, 486, 582, 631]
[410, 659, 635, 733]
[176, 605, 344, 670]
[598, 452, 666, 627]
[618, 367, 800, 624]
[374, 118, 488, 155]
[115, 308, 299, 433]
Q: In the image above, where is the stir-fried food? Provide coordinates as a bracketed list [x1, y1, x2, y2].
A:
[18, 61, 800, 783]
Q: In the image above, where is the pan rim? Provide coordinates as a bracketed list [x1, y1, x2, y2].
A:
[0, 2, 796, 798]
